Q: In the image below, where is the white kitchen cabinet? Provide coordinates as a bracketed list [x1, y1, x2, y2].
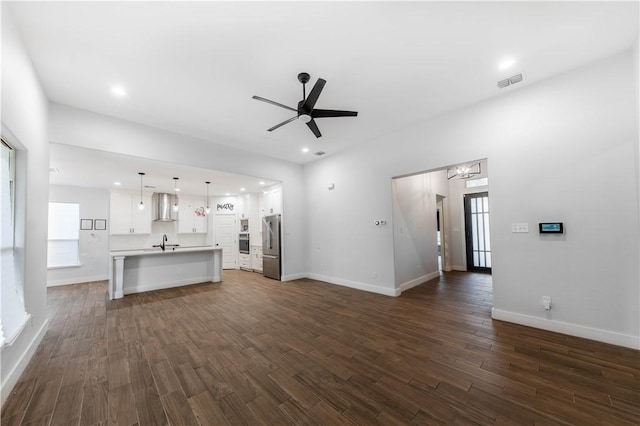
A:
[251, 246, 263, 272]
[110, 191, 152, 235]
[236, 193, 248, 219]
[262, 185, 282, 216]
[178, 196, 208, 234]
[239, 253, 252, 271]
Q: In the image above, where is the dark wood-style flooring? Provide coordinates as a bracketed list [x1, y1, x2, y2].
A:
[2, 270, 639, 425]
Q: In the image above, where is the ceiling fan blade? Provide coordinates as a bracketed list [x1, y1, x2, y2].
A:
[306, 119, 322, 138]
[267, 116, 298, 132]
[252, 96, 297, 112]
[301, 78, 326, 112]
[312, 109, 358, 118]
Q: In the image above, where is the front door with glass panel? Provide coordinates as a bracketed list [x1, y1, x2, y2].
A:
[464, 192, 491, 273]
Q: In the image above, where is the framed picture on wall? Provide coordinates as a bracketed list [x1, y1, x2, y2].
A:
[80, 219, 93, 230]
[94, 219, 107, 231]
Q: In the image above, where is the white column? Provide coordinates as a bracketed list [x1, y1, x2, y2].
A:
[212, 249, 222, 282]
[112, 256, 125, 299]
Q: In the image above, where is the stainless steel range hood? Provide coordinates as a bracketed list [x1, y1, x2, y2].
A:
[152, 193, 177, 222]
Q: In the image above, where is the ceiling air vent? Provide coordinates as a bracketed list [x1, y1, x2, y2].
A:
[497, 78, 511, 89]
[497, 73, 524, 89]
[315, 151, 326, 156]
[509, 73, 523, 84]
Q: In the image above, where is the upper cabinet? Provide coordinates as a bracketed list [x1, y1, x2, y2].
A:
[178, 196, 208, 234]
[110, 190, 152, 234]
[237, 193, 249, 219]
[262, 185, 282, 216]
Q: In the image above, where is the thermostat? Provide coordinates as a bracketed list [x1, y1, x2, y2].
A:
[539, 222, 564, 234]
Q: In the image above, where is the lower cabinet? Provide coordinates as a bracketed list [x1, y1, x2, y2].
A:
[251, 246, 263, 272]
[239, 253, 252, 271]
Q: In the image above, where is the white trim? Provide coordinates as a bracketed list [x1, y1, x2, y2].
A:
[492, 308, 640, 350]
[397, 271, 441, 294]
[47, 274, 108, 287]
[47, 264, 82, 270]
[450, 265, 466, 271]
[281, 272, 306, 282]
[123, 276, 215, 295]
[2, 313, 31, 347]
[306, 273, 397, 297]
[1, 319, 49, 406]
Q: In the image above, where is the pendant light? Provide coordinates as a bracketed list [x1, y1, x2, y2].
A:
[137, 172, 145, 210]
[172, 177, 179, 212]
[205, 181, 211, 214]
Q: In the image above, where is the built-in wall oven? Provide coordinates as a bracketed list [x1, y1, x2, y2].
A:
[239, 233, 250, 254]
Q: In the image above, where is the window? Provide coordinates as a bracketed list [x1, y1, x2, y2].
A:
[1, 138, 30, 346]
[47, 202, 80, 268]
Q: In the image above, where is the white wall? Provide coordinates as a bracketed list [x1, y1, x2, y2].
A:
[1, 9, 51, 403]
[48, 185, 110, 286]
[48, 104, 306, 280]
[392, 170, 448, 292]
[305, 49, 639, 348]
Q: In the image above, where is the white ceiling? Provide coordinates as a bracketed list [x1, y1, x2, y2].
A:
[49, 143, 278, 196]
[6, 1, 639, 189]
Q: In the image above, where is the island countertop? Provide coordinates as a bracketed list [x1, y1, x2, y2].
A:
[110, 246, 221, 257]
[109, 246, 223, 299]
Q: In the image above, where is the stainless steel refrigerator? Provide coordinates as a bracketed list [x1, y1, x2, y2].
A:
[262, 214, 281, 280]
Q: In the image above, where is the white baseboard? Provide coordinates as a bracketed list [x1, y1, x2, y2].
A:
[47, 274, 108, 287]
[306, 273, 396, 297]
[1, 318, 49, 405]
[398, 271, 441, 295]
[492, 308, 640, 350]
[281, 272, 306, 282]
[450, 265, 466, 271]
[123, 276, 214, 295]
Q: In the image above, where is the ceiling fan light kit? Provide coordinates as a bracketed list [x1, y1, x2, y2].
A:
[252, 72, 358, 138]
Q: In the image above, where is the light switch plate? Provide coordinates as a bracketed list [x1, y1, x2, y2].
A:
[512, 223, 529, 233]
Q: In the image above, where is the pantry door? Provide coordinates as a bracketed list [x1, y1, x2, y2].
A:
[215, 215, 237, 269]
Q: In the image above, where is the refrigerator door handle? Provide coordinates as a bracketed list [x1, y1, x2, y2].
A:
[262, 217, 272, 249]
[262, 254, 278, 259]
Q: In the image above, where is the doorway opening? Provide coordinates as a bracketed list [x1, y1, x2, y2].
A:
[464, 191, 492, 273]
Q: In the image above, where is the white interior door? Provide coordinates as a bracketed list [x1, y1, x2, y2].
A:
[215, 215, 237, 269]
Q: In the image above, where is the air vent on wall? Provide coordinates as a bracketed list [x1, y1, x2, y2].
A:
[315, 151, 326, 156]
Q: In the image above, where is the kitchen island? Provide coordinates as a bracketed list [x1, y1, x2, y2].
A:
[108, 246, 223, 299]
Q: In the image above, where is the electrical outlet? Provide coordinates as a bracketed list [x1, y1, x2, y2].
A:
[542, 296, 552, 310]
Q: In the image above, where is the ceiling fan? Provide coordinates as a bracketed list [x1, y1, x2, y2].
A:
[252, 72, 358, 138]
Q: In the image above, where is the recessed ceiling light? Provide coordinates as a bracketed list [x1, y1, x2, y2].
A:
[240, 187, 246, 191]
[175, 188, 181, 192]
[113, 181, 121, 186]
[225, 193, 230, 196]
[302, 147, 309, 153]
[498, 58, 516, 71]
[110, 85, 127, 97]
[259, 181, 265, 185]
